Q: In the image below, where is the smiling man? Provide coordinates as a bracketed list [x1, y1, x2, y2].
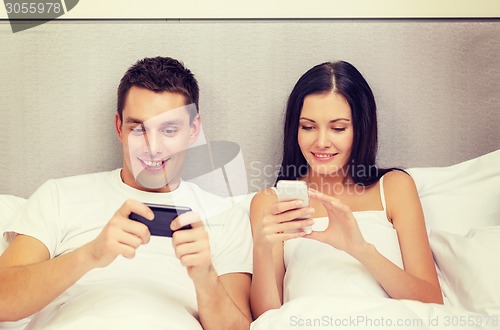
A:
[0, 57, 253, 329]
[120, 89, 198, 191]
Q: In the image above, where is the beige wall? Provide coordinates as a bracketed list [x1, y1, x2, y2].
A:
[1, 20, 499, 197]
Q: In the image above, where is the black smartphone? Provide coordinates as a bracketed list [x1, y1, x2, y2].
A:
[129, 203, 192, 237]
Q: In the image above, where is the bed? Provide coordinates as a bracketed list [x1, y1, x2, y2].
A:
[1, 149, 499, 329]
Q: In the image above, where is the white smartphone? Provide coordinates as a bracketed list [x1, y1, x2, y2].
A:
[276, 180, 312, 234]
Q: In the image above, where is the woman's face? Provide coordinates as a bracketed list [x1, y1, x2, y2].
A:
[298, 92, 354, 178]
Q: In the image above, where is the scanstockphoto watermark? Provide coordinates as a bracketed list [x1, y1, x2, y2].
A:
[289, 314, 499, 328]
[3, 0, 79, 33]
[290, 315, 424, 328]
[248, 160, 380, 193]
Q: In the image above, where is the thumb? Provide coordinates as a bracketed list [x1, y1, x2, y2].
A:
[171, 211, 201, 231]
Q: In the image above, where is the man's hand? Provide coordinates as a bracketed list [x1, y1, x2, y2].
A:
[81, 199, 153, 268]
[170, 212, 212, 281]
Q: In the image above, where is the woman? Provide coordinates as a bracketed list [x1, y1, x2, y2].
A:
[250, 60, 442, 319]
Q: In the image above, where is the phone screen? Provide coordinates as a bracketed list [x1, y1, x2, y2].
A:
[129, 203, 192, 237]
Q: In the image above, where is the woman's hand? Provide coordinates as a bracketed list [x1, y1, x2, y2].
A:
[252, 195, 315, 251]
[307, 189, 369, 256]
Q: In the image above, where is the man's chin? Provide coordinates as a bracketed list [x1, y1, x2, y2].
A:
[135, 169, 174, 190]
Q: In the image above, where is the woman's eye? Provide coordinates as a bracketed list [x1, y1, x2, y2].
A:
[333, 127, 347, 132]
[300, 125, 314, 131]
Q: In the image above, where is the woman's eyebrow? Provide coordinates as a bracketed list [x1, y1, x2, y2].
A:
[299, 117, 351, 123]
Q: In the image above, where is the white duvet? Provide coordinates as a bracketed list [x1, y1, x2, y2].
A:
[251, 295, 499, 330]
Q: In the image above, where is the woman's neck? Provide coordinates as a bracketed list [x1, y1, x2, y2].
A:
[303, 170, 357, 196]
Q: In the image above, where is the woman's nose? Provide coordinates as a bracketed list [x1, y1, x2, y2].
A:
[315, 129, 331, 149]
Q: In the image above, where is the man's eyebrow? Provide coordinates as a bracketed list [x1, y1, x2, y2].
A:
[124, 117, 143, 125]
[300, 117, 351, 123]
[161, 119, 184, 125]
[124, 117, 184, 126]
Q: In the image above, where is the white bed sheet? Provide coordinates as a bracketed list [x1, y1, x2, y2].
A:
[251, 295, 499, 330]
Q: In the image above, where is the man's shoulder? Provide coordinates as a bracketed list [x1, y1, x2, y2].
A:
[37, 169, 119, 197]
[51, 169, 118, 186]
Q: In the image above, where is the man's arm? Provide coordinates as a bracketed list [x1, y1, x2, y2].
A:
[195, 270, 252, 329]
[0, 199, 153, 322]
[171, 212, 252, 329]
[0, 235, 92, 321]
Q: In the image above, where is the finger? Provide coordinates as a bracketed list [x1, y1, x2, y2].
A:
[304, 230, 327, 241]
[270, 199, 305, 215]
[273, 207, 314, 224]
[178, 251, 211, 268]
[271, 231, 307, 241]
[102, 238, 138, 259]
[172, 225, 207, 247]
[118, 199, 154, 220]
[272, 218, 314, 234]
[308, 189, 349, 214]
[116, 228, 146, 248]
[308, 189, 341, 204]
[120, 218, 151, 244]
[106, 214, 150, 244]
[174, 239, 208, 259]
[171, 211, 201, 231]
[265, 205, 314, 225]
[119, 243, 138, 259]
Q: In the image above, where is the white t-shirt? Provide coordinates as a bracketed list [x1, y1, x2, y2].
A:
[5, 169, 252, 329]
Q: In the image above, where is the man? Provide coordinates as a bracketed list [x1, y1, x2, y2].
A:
[0, 57, 252, 329]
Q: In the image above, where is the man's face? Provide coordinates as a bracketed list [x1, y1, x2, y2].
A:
[115, 86, 200, 192]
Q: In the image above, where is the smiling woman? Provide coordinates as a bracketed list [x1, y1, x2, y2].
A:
[298, 92, 354, 177]
[250, 60, 443, 320]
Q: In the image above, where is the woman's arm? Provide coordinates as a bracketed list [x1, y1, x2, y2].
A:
[249, 188, 314, 318]
[308, 171, 442, 304]
[375, 170, 443, 303]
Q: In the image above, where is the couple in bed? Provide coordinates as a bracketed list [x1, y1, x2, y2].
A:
[0, 56, 442, 329]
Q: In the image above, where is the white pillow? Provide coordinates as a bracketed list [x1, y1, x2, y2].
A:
[0, 194, 26, 254]
[407, 149, 500, 235]
[430, 226, 500, 315]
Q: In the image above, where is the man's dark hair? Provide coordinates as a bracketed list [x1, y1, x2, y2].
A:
[117, 56, 199, 121]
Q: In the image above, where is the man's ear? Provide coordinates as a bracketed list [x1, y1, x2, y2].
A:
[115, 112, 123, 142]
[189, 114, 201, 145]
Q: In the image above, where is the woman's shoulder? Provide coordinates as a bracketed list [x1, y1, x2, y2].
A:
[251, 187, 278, 207]
[382, 169, 416, 192]
[249, 188, 278, 224]
[381, 169, 421, 222]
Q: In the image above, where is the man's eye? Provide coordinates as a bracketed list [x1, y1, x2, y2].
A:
[131, 127, 145, 134]
[162, 128, 178, 135]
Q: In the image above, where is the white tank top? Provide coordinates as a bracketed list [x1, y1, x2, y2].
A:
[282, 176, 404, 302]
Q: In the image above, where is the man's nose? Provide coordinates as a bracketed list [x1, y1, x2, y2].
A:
[143, 131, 164, 156]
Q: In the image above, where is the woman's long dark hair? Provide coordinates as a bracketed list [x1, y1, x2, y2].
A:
[276, 60, 400, 186]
